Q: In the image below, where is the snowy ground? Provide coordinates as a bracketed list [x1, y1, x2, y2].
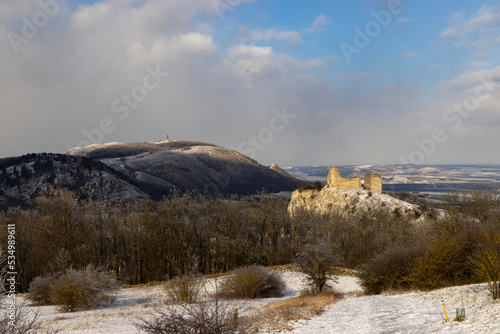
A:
[285, 284, 499, 334]
[19, 271, 500, 333]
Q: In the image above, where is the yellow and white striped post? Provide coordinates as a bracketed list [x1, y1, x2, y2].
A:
[442, 298, 449, 322]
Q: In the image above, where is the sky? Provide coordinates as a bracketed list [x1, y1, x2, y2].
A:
[1, 0, 500, 166]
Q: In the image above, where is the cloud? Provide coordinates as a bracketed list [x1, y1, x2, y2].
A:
[303, 14, 331, 33]
[237, 14, 331, 47]
[438, 66, 500, 96]
[237, 27, 303, 47]
[440, 5, 500, 39]
[1, 1, 500, 166]
[336, 71, 373, 81]
[0, 0, 340, 165]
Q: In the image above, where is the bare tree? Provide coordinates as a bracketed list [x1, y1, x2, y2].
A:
[294, 243, 340, 293]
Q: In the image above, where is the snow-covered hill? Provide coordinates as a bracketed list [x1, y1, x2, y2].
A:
[286, 282, 499, 334]
[69, 140, 302, 197]
[0, 140, 302, 209]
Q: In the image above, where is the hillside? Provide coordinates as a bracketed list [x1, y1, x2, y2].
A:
[0, 153, 149, 210]
[0, 141, 302, 210]
[68, 140, 302, 196]
[16, 269, 500, 333]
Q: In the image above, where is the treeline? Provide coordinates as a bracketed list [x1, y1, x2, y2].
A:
[0, 189, 302, 292]
[1, 187, 498, 296]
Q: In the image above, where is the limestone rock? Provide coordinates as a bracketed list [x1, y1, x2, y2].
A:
[288, 185, 421, 219]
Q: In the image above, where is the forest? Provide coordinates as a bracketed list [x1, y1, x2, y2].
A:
[0, 188, 499, 298]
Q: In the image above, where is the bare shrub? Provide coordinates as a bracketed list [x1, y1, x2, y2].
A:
[0, 307, 61, 334]
[27, 275, 55, 306]
[359, 246, 425, 295]
[294, 243, 339, 293]
[0, 248, 60, 333]
[165, 274, 203, 304]
[221, 265, 285, 299]
[50, 266, 119, 312]
[134, 299, 246, 334]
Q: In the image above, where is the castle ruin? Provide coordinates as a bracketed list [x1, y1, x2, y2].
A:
[327, 167, 382, 193]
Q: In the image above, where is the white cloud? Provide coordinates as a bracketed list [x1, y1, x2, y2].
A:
[0, 0, 338, 165]
[438, 66, 500, 96]
[223, 44, 323, 90]
[237, 14, 330, 47]
[1, 1, 500, 165]
[238, 27, 303, 47]
[441, 5, 500, 39]
[303, 14, 331, 33]
[0, 1, 40, 21]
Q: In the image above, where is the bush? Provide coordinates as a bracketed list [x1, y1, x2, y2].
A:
[410, 231, 479, 290]
[221, 265, 285, 299]
[0, 247, 60, 333]
[134, 299, 245, 334]
[359, 246, 425, 294]
[48, 266, 119, 312]
[165, 274, 203, 304]
[53, 266, 119, 312]
[297, 181, 324, 192]
[472, 231, 500, 300]
[0, 307, 61, 334]
[27, 275, 55, 305]
[294, 243, 339, 293]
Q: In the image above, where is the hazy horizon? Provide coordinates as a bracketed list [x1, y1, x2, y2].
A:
[2, 0, 500, 166]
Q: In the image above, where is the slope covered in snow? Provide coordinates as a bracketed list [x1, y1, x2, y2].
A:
[69, 140, 302, 197]
[20, 270, 500, 333]
[0, 140, 303, 210]
[287, 283, 499, 334]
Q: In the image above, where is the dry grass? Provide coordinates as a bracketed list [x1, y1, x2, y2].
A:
[244, 290, 343, 332]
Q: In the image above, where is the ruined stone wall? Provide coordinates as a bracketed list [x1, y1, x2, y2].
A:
[364, 173, 382, 193]
[327, 167, 361, 189]
[327, 167, 382, 193]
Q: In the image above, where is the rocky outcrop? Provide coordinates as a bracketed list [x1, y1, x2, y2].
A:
[288, 185, 422, 219]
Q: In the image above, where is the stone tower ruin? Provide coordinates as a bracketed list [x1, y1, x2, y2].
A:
[327, 167, 361, 190]
[364, 173, 382, 193]
[327, 167, 382, 193]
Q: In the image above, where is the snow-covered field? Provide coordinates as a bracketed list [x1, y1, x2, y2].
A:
[21, 271, 500, 333]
